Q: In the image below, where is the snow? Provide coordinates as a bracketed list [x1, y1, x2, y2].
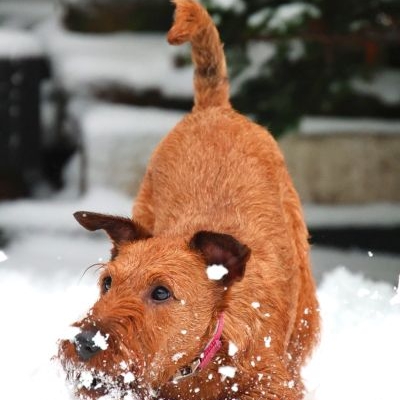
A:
[0, 190, 399, 399]
[390, 276, 400, 305]
[122, 372, 135, 384]
[0, 250, 8, 262]
[0, 187, 131, 236]
[248, 2, 320, 32]
[0, 269, 98, 399]
[299, 116, 400, 135]
[304, 202, 400, 227]
[120, 361, 128, 371]
[218, 365, 237, 379]
[79, 370, 95, 389]
[303, 268, 400, 400]
[206, 264, 229, 280]
[231, 42, 275, 94]
[0, 28, 44, 58]
[287, 39, 306, 61]
[311, 246, 400, 287]
[79, 103, 183, 141]
[0, 1, 54, 29]
[67, 101, 184, 194]
[92, 331, 109, 351]
[207, 0, 246, 13]
[248, 8, 272, 28]
[34, 20, 193, 98]
[263, 336, 272, 348]
[228, 341, 238, 356]
[232, 39, 306, 94]
[0, 1, 397, 398]
[267, 3, 320, 32]
[59, 326, 81, 342]
[351, 69, 400, 105]
[172, 352, 185, 362]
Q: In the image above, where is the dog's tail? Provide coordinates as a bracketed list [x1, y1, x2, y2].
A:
[167, 0, 230, 110]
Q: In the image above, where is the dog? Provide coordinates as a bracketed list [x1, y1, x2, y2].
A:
[58, 1, 320, 399]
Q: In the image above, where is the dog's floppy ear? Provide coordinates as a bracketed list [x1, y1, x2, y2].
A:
[189, 231, 250, 286]
[74, 211, 152, 259]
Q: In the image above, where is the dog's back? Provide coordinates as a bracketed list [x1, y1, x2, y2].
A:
[133, 0, 319, 397]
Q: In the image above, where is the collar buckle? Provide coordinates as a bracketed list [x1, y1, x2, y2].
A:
[171, 358, 201, 383]
[170, 313, 224, 383]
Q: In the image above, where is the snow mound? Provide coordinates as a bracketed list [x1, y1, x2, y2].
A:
[0, 254, 399, 399]
[0, 193, 399, 399]
[303, 268, 400, 400]
[0, 270, 98, 400]
[0, 28, 44, 58]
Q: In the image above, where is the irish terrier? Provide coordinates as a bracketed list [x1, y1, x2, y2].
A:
[58, 1, 320, 399]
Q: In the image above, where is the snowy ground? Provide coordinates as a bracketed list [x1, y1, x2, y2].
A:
[0, 188, 399, 400]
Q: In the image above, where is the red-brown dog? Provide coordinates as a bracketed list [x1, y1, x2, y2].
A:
[59, 1, 320, 399]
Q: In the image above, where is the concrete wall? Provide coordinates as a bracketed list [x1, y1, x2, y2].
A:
[279, 133, 400, 204]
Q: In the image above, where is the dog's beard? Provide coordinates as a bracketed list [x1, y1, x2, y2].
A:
[60, 355, 154, 400]
[57, 316, 157, 398]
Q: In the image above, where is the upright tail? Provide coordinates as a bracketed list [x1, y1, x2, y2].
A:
[167, 0, 230, 110]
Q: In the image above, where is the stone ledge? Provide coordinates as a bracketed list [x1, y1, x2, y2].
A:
[279, 133, 400, 204]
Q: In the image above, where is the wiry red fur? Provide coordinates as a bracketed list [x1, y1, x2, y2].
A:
[58, 1, 319, 399]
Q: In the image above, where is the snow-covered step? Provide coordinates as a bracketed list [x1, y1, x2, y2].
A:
[304, 203, 400, 227]
[305, 202, 400, 255]
[0, 28, 44, 58]
[0, 187, 132, 237]
[0, 1, 54, 29]
[299, 116, 400, 136]
[34, 20, 193, 100]
[66, 101, 184, 195]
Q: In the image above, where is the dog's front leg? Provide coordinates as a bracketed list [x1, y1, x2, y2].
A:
[240, 387, 304, 400]
[238, 362, 305, 400]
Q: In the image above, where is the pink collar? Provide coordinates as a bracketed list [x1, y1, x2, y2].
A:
[171, 314, 224, 382]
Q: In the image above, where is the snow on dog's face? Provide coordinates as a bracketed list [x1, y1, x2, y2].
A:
[58, 211, 250, 399]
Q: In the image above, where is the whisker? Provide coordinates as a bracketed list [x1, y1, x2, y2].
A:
[79, 262, 107, 282]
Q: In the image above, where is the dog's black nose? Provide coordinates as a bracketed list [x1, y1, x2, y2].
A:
[74, 330, 102, 361]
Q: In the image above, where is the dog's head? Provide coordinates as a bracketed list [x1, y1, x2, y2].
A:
[58, 211, 250, 399]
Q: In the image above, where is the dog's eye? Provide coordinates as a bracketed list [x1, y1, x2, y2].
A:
[151, 286, 171, 302]
[102, 276, 112, 293]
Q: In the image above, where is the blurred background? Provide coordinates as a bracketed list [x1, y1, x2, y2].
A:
[0, 0, 399, 279]
[0, 2, 399, 399]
